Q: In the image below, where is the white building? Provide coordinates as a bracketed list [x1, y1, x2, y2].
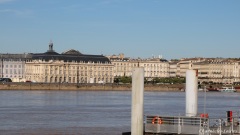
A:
[0, 53, 28, 82]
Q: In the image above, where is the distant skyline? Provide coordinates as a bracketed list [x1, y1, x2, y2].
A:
[0, 0, 240, 60]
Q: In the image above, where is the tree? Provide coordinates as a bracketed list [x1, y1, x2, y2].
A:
[120, 76, 132, 83]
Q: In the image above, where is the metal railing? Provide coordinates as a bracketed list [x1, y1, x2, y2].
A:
[145, 115, 240, 135]
[209, 117, 240, 135]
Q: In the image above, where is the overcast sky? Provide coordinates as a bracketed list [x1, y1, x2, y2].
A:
[0, 0, 240, 60]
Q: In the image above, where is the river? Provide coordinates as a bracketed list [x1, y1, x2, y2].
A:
[0, 90, 239, 135]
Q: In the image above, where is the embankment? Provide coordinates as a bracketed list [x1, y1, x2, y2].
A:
[0, 83, 184, 91]
[1, 83, 240, 92]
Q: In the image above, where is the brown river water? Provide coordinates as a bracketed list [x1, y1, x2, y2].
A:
[0, 90, 239, 135]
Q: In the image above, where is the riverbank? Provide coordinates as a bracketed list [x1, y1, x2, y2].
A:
[1, 83, 240, 92]
[0, 83, 184, 91]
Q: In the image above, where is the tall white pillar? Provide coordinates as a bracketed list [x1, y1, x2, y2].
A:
[131, 68, 144, 135]
[186, 69, 198, 117]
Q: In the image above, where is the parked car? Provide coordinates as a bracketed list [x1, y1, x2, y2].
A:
[0, 78, 12, 82]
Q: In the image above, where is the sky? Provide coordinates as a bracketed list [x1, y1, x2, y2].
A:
[0, 0, 240, 60]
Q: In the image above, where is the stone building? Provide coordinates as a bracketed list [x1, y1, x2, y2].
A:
[169, 60, 179, 77]
[190, 58, 236, 84]
[134, 57, 169, 78]
[0, 53, 27, 82]
[233, 61, 240, 83]
[192, 60, 223, 83]
[2, 42, 240, 84]
[25, 42, 114, 83]
[170, 58, 240, 84]
[107, 54, 169, 79]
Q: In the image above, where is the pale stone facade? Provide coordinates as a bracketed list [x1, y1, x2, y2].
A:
[174, 58, 206, 77]
[171, 58, 240, 84]
[137, 58, 169, 78]
[25, 59, 114, 83]
[233, 62, 240, 83]
[169, 61, 178, 77]
[107, 54, 169, 79]
[2, 46, 240, 84]
[191, 59, 237, 84]
[0, 54, 27, 82]
[25, 42, 114, 83]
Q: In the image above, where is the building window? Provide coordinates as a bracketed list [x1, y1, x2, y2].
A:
[69, 77, 71, 83]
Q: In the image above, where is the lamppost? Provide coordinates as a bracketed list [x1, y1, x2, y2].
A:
[77, 66, 79, 87]
[204, 85, 207, 115]
[1, 54, 3, 78]
[22, 53, 26, 82]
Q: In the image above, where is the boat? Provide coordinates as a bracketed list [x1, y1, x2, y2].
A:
[218, 86, 236, 92]
[206, 87, 219, 92]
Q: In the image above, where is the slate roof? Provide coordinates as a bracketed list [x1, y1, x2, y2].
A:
[109, 57, 130, 61]
[62, 49, 82, 55]
[31, 49, 111, 63]
[0, 53, 29, 59]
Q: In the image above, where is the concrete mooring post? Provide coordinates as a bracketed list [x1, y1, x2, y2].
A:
[131, 68, 144, 135]
[186, 69, 198, 117]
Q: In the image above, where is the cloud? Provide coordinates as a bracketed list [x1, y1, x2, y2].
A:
[0, 0, 15, 4]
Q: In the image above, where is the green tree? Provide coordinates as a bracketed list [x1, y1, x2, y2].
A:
[119, 76, 132, 83]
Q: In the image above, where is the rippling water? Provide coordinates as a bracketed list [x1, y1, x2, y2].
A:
[0, 90, 239, 135]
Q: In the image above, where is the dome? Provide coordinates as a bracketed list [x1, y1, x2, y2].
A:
[62, 49, 82, 55]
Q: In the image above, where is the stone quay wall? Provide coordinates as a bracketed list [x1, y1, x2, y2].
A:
[1, 83, 240, 92]
[0, 83, 184, 91]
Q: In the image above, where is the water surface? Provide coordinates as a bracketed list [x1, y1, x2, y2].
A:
[0, 90, 239, 135]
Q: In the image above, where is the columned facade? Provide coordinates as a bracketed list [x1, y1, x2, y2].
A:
[25, 60, 114, 83]
[108, 54, 169, 79]
[25, 42, 114, 83]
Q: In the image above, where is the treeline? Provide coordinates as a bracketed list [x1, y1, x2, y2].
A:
[114, 77, 185, 84]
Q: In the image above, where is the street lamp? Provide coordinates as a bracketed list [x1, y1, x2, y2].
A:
[1, 54, 3, 78]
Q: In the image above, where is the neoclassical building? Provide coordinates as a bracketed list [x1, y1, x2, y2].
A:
[172, 58, 240, 84]
[107, 54, 169, 79]
[25, 42, 114, 83]
[193, 59, 236, 84]
[2, 42, 240, 84]
[0, 53, 28, 82]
